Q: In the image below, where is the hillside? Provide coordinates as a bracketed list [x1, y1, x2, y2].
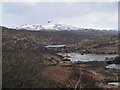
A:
[3, 26, 118, 45]
[63, 34, 118, 54]
[2, 26, 119, 88]
[5, 26, 118, 54]
[2, 27, 63, 88]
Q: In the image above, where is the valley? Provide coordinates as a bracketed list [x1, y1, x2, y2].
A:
[2, 26, 120, 88]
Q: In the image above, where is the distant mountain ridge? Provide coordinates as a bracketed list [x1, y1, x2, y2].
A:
[14, 24, 82, 31]
[13, 24, 117, 31]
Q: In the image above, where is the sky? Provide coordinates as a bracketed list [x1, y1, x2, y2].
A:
[1, 2, 118, 30]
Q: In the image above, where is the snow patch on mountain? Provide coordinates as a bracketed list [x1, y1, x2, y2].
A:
[14, 24, 83, 31]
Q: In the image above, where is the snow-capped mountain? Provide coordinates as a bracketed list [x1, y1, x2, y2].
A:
[14, 24, 82, 31]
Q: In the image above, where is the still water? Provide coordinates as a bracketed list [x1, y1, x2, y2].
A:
[108, 82, 120, 86]
[45, 45, 65, 48]
[62, 53, 118, 62]
[106, 64, 120, 69]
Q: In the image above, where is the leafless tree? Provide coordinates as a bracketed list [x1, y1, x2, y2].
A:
[65, 71, 83, 89]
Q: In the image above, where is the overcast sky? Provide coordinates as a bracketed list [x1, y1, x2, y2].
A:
[2, 2, 118, 30]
